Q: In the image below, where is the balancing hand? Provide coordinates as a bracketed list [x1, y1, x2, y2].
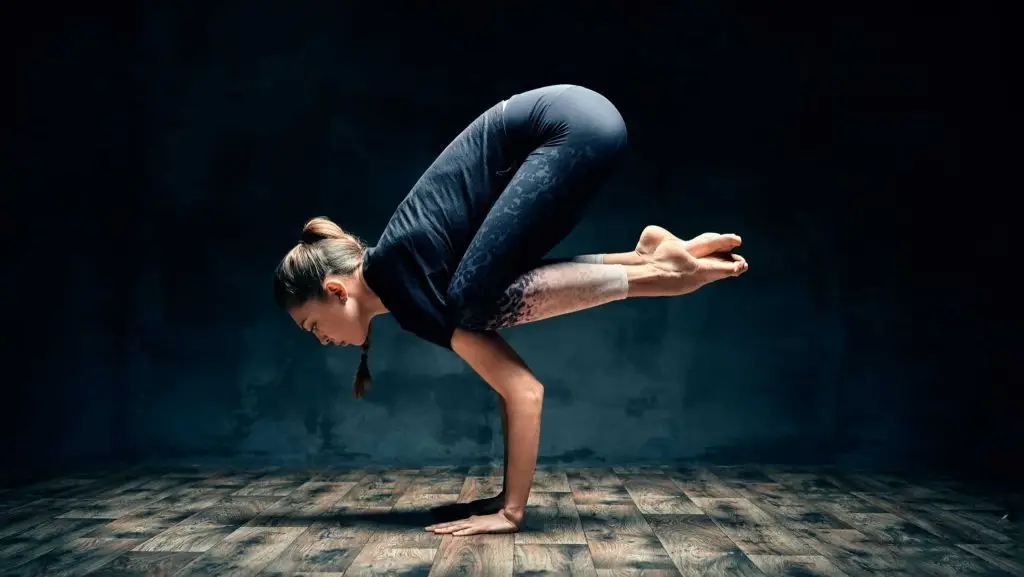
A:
[425, 510, 520, 536]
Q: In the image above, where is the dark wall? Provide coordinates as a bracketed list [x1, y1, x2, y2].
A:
[4, 3, 1017, 483]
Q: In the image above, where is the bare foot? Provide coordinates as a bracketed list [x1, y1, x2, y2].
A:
[639, 230, 747, 296]
[637, 225, 744, 262]
[650, 237, 700, 276]
[635, 225, 679, 259]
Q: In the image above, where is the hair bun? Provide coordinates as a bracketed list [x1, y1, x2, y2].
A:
[299, 229, 324, 245]
[300, 216, 346, 244]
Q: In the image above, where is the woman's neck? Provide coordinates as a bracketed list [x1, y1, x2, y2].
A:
[354, 260, 389, 318]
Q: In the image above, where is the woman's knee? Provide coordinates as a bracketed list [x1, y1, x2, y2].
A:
[593, 109, 628, 157]
[446, 296, 494, 330]
[567, 86, 628, 157]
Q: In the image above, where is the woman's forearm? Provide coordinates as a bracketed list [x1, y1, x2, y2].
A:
[450, 328, 543, 527]
[501, 385, 543, 522]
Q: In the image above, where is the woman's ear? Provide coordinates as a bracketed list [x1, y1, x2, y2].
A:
[323, 278, 348, 300]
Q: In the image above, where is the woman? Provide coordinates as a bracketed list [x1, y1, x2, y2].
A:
[273, 84, 748, 536]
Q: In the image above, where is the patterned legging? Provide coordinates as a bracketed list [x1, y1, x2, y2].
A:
[445, 85, 628, 330]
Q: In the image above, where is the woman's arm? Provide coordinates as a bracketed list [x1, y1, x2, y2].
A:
[450, 327, 542, 527]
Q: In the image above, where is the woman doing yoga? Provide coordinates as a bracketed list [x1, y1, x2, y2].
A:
[273, 84, 748, 536]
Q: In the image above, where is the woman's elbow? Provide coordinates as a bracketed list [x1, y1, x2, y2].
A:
[507, 381, 544, 411]
[450, 327, 544, 410]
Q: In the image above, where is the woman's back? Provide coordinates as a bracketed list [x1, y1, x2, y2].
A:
[362, 99, 513, 349]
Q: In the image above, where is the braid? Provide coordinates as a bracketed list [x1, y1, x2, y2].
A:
[353, 323, 372, 398]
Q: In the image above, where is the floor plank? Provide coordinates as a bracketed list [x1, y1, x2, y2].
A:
[623, 475, 703, 515]
[88, 551, 203, 576]
[515, 544, 597, 575]
[259, 524, 371, 575]
[576, 502, 679, 574]
[3, 537, 141, 577]
[689, 497, 814, 556]
[426, 472, 515, 576]
[646, 514, 763, 576]
[172, 526, 306, 576]
[517, 491, 588, 545]
[746, 554, 849, 576]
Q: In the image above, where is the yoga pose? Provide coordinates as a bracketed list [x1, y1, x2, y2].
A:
[273, 85, 748, 536]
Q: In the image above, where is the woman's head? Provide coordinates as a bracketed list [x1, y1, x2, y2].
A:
[273, 216, 375, 397]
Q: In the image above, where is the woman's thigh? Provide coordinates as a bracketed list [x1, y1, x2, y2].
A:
[446, 85, 628, 327]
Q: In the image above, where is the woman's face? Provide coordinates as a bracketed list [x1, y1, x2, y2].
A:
[288, 280, 368, 347]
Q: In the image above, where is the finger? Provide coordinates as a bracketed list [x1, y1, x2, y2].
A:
[433, 523, 471, 534]
[445, 521, 474, 531]
[688, 233, 741, 258]
[425, 519, 466, 531]
[430, 524, 466, 537]
[452, 527, 479, 536]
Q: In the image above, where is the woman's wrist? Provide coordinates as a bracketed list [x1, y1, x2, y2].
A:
[500, 505, 525, 526]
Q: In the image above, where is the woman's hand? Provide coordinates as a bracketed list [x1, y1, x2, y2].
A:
[425, 509, 521, 536]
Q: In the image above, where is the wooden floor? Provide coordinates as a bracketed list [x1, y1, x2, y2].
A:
[0, 465, 1018, 576]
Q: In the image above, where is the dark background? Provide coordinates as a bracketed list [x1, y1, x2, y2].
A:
[4, 3, 1017, 487]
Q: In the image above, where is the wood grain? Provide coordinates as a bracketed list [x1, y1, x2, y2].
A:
[0, 465, 1017, 576]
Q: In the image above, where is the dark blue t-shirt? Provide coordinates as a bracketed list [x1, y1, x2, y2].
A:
[361, 101, 512, 350]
